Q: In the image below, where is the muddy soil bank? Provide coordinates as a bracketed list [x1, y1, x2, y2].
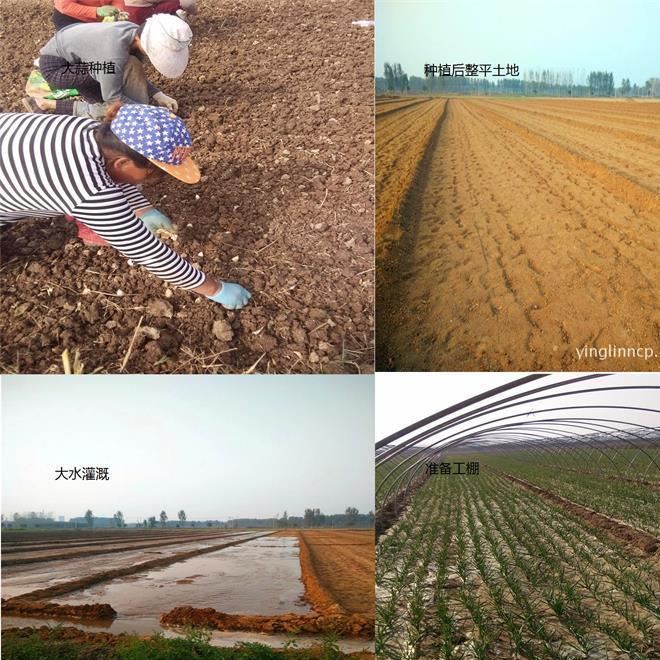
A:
[0, 599, 117, 620]
[160, 607, 373, 638]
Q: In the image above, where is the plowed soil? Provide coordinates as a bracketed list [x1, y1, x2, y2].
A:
[295, 529, 374, 616]
[375, 97, 429, 116]
[377, 97, 660, 371]
[375, 97, 446, 253]
[0, 0, 374, 374]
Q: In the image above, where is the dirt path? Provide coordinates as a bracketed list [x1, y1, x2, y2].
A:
[377, 97, 660, 371]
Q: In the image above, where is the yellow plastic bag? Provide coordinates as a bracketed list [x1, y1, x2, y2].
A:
[25, 70, 79, 101]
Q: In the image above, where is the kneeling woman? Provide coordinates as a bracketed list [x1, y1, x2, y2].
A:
[0, 103, 251, 310]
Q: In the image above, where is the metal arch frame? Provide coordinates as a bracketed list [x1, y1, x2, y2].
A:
[456, 430, 619, 475]
[377, 384, 660, 467]
[457, 428, 614, 470]
[461, 417, 660, 474]
[381, 415, 660, 508]
[377, 404, 660, 503]
[378, 423, 612, 510]
[375, 373, 549, 449]
[377, 413, 660, 510]
[376, 374, 608, 460]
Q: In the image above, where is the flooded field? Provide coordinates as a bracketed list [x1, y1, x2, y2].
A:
[2, 529, 375, 644]
[52, 536, 309, 616]
[1, 531, 261, 598]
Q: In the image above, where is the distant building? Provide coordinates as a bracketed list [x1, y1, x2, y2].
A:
[69, 516, 116, 528]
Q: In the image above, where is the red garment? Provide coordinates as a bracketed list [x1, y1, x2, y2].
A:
[64, 215, 109, 246]
[122, 1, 181, 23]
[53, 0, 124, 23]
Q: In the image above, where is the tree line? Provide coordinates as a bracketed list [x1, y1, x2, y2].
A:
[296, 506, 373, 528]
[3, 507, 376, 530]
[378, 62, 660, 98]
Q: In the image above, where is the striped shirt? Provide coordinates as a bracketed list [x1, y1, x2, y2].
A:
[0, 112, 205, 289]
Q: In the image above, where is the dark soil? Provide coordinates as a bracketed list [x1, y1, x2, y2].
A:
[0, 0, 374, 374]
[0, 599, 117, 620]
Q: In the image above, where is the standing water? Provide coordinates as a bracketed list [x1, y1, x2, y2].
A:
[53, 535, 309, 616]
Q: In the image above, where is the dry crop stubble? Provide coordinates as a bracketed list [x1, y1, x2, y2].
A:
[377, 97, 660, 372]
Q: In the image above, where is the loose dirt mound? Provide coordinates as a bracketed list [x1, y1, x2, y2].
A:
[0, 598, 116, 619]
[160, 606, 374, 638]
[0, 0, 373, 374]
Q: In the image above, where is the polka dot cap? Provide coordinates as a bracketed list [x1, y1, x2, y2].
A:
[110, 104, 200, 183]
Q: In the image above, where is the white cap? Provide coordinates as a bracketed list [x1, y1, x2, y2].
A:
[140, 14, 192, 79]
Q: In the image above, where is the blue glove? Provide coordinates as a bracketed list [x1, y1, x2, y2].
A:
[139, 208, 174, 232]
[208, 282, 252, 309]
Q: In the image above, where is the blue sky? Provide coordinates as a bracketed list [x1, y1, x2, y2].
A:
[1, 376, 374, 522]
[376, 0, 660, 86]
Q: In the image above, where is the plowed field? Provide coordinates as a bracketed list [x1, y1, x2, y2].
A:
[296, 529, 374, 616]
[375, 98, 446, 252]
[377, 97, 660, 371]
[0, 0, 374, 375]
